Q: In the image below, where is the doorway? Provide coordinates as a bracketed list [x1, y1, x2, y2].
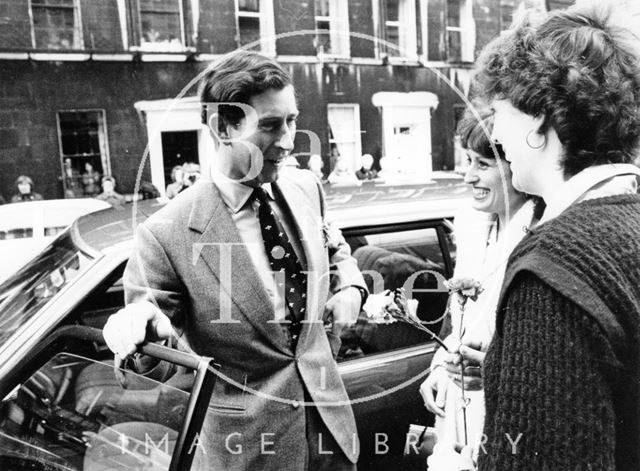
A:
[161, 130, 199, 188]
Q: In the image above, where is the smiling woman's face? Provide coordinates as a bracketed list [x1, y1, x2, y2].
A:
[463, 149, 524, 218]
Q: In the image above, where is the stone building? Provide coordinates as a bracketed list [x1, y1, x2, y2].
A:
[0, 0, 563, 199]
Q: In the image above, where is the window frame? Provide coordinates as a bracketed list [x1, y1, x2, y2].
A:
[445, 0, 475, 63]
[340, 217, 454, 358]
[327, 103, 362, 173]
[0, 325, 217, 471]
[235, 0, 276, 56]
[499, 0, 516, 31]
[28, 0, 84, 50]
[314, 0, 350, 58]
[126, 0, 190, 52]
[381, 0, 418, 59]
[56, 109, 112, 194]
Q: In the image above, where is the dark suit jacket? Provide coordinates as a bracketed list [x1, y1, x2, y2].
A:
[124, 168, 365, 469]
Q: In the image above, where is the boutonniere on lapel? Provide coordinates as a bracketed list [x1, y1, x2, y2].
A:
[321, 221, 331, 249]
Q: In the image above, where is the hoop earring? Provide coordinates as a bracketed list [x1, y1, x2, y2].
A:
[526, 129, 546, 150]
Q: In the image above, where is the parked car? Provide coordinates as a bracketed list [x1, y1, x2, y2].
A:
[0, 176, 470, 471]
[0, 198, 111, 283]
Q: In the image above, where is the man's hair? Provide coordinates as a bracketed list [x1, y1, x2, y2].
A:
[199, 50, 292, 131]
[457, 103, 505, 160]
[473, 1, 640, 177]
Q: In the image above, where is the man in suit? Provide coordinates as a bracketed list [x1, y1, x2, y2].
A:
[103, 50, 367, 470]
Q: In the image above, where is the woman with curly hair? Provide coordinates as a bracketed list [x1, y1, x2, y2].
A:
[463, 2, 640, 470]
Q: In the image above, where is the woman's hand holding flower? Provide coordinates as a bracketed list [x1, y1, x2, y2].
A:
[443, 339, 485, 391]
[420, 365, 450, 417]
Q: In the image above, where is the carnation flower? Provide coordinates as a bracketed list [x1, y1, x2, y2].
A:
[363, 288, 448, 351]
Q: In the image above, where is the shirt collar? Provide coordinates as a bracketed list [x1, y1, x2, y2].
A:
[210, 167, 274, 213]
[539, 163, 640, 225]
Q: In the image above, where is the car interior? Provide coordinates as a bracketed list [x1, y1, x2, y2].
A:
[0, 218, 455, 471]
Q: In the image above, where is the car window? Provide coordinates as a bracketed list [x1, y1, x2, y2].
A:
[44, 226, 68, 237]
[0, 352, 196, 471]
[0, 228, 34, 240]
[0, 232, 95, 347]
[338, 224, 452, 361]
[73, 264, 127, 330]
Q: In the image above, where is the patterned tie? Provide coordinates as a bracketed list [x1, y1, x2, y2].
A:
[253, 186, 307, 343]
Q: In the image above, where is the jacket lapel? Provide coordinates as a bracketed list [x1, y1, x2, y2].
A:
[188, 182, 292, 356]
[275, 178, 329, 347]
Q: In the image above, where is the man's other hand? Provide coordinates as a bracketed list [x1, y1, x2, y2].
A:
[324, 287, 362, 335]
[103, 301, 173, 359]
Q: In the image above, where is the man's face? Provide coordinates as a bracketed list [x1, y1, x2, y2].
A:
[221, 85, 298, 184]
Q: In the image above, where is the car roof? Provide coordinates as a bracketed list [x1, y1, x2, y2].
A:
[0, 198, 111, 232]
[74, 176, 470, 253]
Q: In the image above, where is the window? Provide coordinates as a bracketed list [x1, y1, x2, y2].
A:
[137, 0, 185, 51]
[57, 110, 110, 198]
[30, 0, 83, 50]
[327, 104, 362, 172]
[338, 224, 453, 360]
[0, 232, 95, 345]
[500, 0, 516, 31]
[446, 0, 475, 62]
[0, 321, 221, 471]
[382, 0, 417, 58]
[235, 0, 275, 55]
[314, 0, 350, 57]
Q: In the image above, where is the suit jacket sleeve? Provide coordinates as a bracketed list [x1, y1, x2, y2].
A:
[123, 222, 187, 326]
[314, 176, 367, 296]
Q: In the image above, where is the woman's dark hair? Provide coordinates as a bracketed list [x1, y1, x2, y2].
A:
[473, 2, 640, 177]
[199, 50, 292, 131]
[457, 104, 505, 160]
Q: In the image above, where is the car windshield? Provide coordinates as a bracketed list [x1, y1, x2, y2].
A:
[0, 231, 95, 346]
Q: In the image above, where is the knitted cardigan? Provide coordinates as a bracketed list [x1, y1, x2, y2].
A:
[478, 194, 640, 471]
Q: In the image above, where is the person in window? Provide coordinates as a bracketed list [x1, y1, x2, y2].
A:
[62, 158, 82, 198]
[180, 162, 201, 191]
[355, 154, 378, 181]
[81, 162, 101, 197]
[10, 175, 43, 203]
[461, 3, 640, 469]
[95, 176, 125, 209]
[102, 50, 367, 470]
[419, 104, 540, 470]
[165, 165, 184, 199]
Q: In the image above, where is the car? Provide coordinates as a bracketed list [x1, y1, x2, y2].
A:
[0, 198, 111, 283]
[0, 176, 470, 471]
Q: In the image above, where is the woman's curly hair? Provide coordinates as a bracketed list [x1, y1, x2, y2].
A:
[473, 2, 640, 177]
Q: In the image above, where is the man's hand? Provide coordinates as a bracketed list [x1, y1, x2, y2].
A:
[324, 287, 362, 335]
[103, 301, 173, 359]
[420, 365, 449, 417]
[443, 340, 485, 391]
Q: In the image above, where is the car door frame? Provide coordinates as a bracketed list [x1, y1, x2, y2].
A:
[0, 325, 218, 471]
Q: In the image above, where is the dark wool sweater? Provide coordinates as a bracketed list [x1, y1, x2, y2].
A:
[478, 194, 640, 471]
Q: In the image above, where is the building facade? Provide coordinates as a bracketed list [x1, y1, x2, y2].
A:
[0, 0, 557, 199]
